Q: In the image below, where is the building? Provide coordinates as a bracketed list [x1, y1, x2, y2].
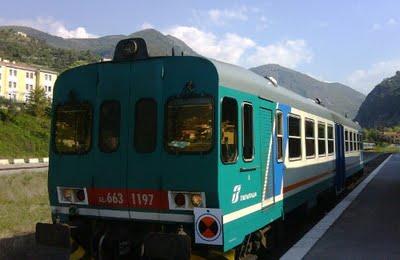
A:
[382, 131, 400, 144]
[0, 58, 58, 102]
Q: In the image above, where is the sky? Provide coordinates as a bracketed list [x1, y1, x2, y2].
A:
[1, 0, 400, 95]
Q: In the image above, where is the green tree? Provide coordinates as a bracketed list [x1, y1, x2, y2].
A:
[26, 86, 50, 117]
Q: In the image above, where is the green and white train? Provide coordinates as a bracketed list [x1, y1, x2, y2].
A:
[36, 38, 363, 259]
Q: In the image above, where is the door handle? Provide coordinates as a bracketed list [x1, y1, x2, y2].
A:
[240, 167, 257, 172]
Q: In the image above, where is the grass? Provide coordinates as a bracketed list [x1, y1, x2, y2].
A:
[0, 113, 50, 159]
[0, 171, 51, 239]
[372, 144, 400, 153]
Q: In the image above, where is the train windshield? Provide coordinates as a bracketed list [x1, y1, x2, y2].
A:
[54, 103, 92, 154]
[166, 97, 213, 153]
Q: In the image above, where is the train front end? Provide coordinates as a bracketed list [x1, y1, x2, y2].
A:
[37, 39, 223, 258]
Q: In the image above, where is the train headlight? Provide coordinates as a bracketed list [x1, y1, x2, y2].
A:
[191, 194, 203, 207]
[57, 187, 88, 205]
[62, 189, 73, 202]
[168, 191, 206, 210]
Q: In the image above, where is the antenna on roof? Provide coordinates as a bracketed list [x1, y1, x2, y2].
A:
[172, 47, 175, 56]
[315, 98, 321, 104]
[264, 76, 278, 87]
[181, 51, 184, 56]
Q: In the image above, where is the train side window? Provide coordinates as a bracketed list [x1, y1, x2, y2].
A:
[353, 132, 357, 151]
[349, 131, 353, 151]
[55, 103, 92, 154]
[276, 111, 284, 162]
[288, 114, 301, 160]
[358, 134, 362, 150]
[134, 99, 157, 153]
[243, 103, 254, 161]
[345, 130, 349, 152]
[318, 122, 326, 156]
[305, 118, 315, 158]
[99, 101, 120, 153]
[327, 124, 334, 154]
[221, 97, 238, 163]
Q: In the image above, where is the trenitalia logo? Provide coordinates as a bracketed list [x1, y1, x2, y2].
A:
[231, 185, 241, 204]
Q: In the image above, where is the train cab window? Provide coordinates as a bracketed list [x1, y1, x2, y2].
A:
[288, 114, 301, 160]
[99, 101, 120, 153]
[349, 132, 353, 151]
[327, 124, 334, 154]
[345, 130, 349, 152]
[134, 99, 157, 153]
[276, 111, 284, 162]
[305, 118, 315, 158]
[166, 97, 213, 153]
[242, 103, 254, 161]
[221, 97, 238, 163]
[55, 103, 92, 154]
[318, 122, 326, 156]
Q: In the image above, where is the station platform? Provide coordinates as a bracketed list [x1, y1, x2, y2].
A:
[282, 153, 400, 259]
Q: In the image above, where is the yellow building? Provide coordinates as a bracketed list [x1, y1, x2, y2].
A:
[0, 58, 58, 102]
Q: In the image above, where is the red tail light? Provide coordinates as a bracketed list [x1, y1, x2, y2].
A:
[174, 193, 186, 207]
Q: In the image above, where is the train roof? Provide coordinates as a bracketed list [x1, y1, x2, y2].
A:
[209, 59, 361, 130]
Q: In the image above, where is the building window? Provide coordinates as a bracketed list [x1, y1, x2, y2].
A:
[54, 103, 92, 154]
[134, 99, 157, 153]
[8, 81, 11, 88]
[221, 97, 238, 163]
[99, 101, 120, 153]
[242, 103, 254, 161]
[48, 86, 52, 92]
[26, 72, 29, 78]
[318, 122, 326, 156]
[49, 75, 52, 81]
[14, 70, 17, 76]
[9, 69, 12, 75]
[276, 111, 284, 162]
[328, 124, 334, 154]
[305, 118, 315, 158]
[30, 85, 33, 90]
[30, 72, 33, 78]
[45, 74, 48, 80]
[345, 130, 349, 152]
[26, 84, 29, 90]
[288, 114, 301, 160]
[13, 82, 16, 88]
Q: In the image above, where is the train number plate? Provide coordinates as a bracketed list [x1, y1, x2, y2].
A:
[88, 189, 168, 209]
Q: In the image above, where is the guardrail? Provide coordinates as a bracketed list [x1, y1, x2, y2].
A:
[0, 157, 49, 165]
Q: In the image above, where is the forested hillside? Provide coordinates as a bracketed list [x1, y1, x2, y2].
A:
[0, 29, 100, 72]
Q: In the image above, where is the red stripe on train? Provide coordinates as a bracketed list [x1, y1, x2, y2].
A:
[87, 188, 169, 209]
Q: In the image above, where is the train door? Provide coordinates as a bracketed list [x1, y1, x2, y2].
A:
[259, 99, 276, 208]
[126, 60, 164, 212]
[90, 63, 131, 212]
[335, 123, 346, 193]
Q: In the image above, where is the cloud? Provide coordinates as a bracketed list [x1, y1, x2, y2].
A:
[0, 17, 97, 38]
[166, 26, 255, 64]
[387, 18, 398, 25]
[141, 22, 154, 30]
[166, 25, 312, 68]
[346, 59, 400, 94]
[207, 6, 248, 25]
[246, 40, 313, 68]
[371, 18, 398, 31]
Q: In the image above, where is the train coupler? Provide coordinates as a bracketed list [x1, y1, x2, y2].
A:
[35, 222, 71, 248]
[142, 232, 191, 260]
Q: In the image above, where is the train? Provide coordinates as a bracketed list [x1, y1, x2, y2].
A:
[36, 38, 363, 259]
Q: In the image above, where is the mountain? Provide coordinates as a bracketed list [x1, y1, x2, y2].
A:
[251, 64, 365, 119]
[0, 26, 198, 58]
[355, 71, 400, 128]
[0, 26, 365, 119]
[0, 28, 100, 72]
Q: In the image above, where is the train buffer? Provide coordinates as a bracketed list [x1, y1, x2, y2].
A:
[282, 153, 400, 259]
